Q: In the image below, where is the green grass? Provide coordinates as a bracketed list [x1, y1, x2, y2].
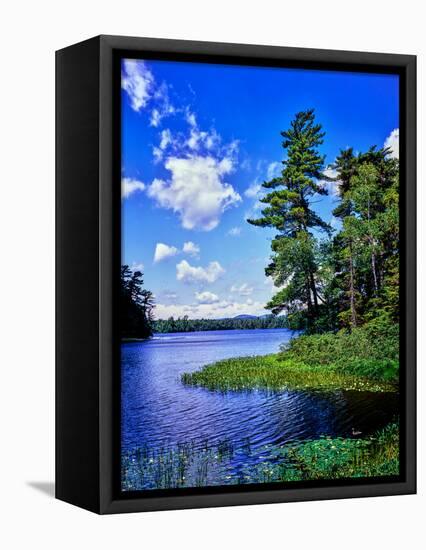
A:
[283, 318, 399, 383]
[121, 439, 237, 491]
[181, 354, 397, 393]
[265, 422, 400, 481]
[181, 320, 399, 393]
[122, 423, 399, 490]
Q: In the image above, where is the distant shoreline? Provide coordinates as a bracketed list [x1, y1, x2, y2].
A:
[152, 315, 291, 334]
[122, 325, 294, 341]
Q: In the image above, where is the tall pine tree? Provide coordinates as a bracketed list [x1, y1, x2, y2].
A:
[248, 109, 330, 329]
[328, 145, 399, 328]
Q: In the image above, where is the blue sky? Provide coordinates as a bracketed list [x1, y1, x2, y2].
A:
[121, 58, 399, 320]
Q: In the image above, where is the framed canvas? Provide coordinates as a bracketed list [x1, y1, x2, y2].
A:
[56, 35, 416, 514]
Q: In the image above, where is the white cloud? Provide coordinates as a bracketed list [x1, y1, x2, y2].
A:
[384, 128, 399, 159]
[154, 298, 266, 320]
[176, 260, 225, 284]
[230, 283, 253, 296]
[159, 108, 224, 156]
[154, 243, 179, 263]
[186, 127, 221, 152]
[195, 291, 219, 304]
[267, 161, 282, 179]
[150, 109, 162, 128]
[147, 156, 241, 231]
[121, 177, 146, 199]
[187, 127, 206, 150]
[122, 60, 175, 127]
[162, 290, 178, 301]
[160, 129, 173, 150]
[244, 182, 262, 199]
[121, 60, 154, 112]
[224, 139, 240, 157]
[244, 177, 266, 221]
[321, 167, 340, 196]
[185, 109, 197, 127]
[153, 147, 163, 163]
[150, 83, 176, 127]
[228, 227, 242, 237]
[244, 161, 281, 205]
[130, 262, 144, 272]
[205, 129, 221, 150]
[153, 129, 174, 162]
[183, 241, 200, 256]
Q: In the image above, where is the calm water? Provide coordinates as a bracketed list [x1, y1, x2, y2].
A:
[121, 328, 398, 468]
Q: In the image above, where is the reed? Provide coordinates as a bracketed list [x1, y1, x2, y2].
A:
[121, 423, 399, 491]
[181, 355, 396, 393]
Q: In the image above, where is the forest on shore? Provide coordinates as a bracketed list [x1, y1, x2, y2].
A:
[153, 315, 289, 333]
[121, 108, 400, 486]
[183, 108, 399, 392]
[120, 268, 289, 336]
[248, 108, 399, 334]
[121, 108, 399, 341]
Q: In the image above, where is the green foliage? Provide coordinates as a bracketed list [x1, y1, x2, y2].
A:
[120, 265, 155, 339]
[182, 355, 396, 394]
[121, 439, 235, 491]
[338, 358, 399, 383]
[122, 423, 399, 490]
[248, 108, 400, 333]
[283, 318, 399, 373]
[327, 148, 399, 329]
[248, 109, 331, 329]
[182, 318, 399, 392]
[267, 422, 399, 481]
[153, 314, 290, 333]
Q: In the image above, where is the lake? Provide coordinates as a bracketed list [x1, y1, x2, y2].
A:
[121, 328, 398, 488]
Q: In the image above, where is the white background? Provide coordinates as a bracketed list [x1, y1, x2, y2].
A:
[0, 1, 423, 548]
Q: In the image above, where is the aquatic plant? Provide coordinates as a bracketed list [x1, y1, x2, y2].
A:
[121, 438, 235, 491]
[121, 423, 399, 491]
[181, 319, 399, 392]
[181, 354, 396, 393]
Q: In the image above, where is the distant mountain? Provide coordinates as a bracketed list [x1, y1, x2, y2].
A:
[233, 314, 258, 319]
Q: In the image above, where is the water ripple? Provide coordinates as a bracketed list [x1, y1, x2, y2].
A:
[122, 329, 398, 465]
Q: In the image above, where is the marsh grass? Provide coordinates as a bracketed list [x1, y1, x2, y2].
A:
[181, 355, 396, 393]
[259, 422, 400, 482]
[122, 439, 235, 491]
[122, 423, 399, 491]
[181, 320, 399, 393]
[282, 320, 399, 384]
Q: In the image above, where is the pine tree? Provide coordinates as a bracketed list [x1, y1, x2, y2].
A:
[329, 146, 399, 328]
[248, 109, 330, 328]
[120, 266, 155, 338]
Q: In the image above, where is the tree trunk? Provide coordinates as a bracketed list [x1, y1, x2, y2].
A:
[367, 198, 379, 296]
[309, 270, 319, 313]
[371, 249, 379, 295]
[349, 240, 358, 328]
[306, 278, 313, 319]
[369, 235, 379, 295]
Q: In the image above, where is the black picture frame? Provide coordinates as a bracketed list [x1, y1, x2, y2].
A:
[56, 35, 416, 514]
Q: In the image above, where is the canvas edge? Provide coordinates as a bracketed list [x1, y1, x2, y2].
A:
[54, 35, 417, 515]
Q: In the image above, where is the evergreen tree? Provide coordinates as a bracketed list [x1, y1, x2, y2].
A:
[120, 265, 155, 338]
[248, 109, 331, 329]
[328, 146, 399, 329]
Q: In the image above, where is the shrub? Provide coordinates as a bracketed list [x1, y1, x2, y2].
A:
[280, 318, 399, 383]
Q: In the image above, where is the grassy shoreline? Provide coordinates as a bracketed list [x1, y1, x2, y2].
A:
[182, 321, 399, 393]
[182, 354, 397, 393]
